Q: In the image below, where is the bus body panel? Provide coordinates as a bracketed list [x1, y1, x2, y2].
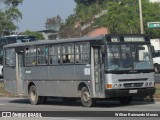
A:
[21, 65, 91, 97]
[105, 72, 155, 98]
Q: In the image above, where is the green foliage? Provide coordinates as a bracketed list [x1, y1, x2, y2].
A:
[93, 0, 160, 37]
[74, 0, 105, 6]
[22, 30, 44, 40]
[45, 15, 63, 31]
[64, 0, 160, 38]
[95, 1, 140, 34]
[0, 0, 23, 36]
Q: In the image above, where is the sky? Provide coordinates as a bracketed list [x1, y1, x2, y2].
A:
[16, 0, 76, 32]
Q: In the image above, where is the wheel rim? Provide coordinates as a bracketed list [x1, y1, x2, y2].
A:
[155, 66, 158, 72]
[82, 91, 90, 102]
[30, 90, 36, 102]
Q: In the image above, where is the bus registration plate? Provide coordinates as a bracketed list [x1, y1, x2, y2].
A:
[129, 90, 138, 93]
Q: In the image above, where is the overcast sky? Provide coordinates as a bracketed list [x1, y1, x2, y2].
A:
[16, 0, 76, 32]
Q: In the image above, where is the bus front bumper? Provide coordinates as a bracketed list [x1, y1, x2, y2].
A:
[105, 87, 156, 98]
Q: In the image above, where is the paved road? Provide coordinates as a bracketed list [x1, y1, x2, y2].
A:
[0, 97, 160, 111]
[0, 97, 159, 119]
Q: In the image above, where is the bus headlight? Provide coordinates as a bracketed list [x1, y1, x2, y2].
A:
[114, 84, 118, 88]
[149, 82, 153, 87]
[145, 82, 148, 86]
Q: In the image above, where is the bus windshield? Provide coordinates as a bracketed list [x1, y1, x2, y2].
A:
[106, 44, 153, 71]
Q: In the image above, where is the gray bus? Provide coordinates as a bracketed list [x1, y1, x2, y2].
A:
[3, 34, 156, 107]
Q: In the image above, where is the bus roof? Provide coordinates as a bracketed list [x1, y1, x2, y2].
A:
[3, 34, 150, 48]
[3, 35, 104, 48]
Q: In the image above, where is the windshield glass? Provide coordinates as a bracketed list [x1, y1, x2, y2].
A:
[106, 44, 153, 71]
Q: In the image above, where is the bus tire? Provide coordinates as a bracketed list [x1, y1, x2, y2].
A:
[119, 97, 132, 105]
[81, 87, 94, 107]
[154, 64, 160, 73]
[29, 85, 42, 105]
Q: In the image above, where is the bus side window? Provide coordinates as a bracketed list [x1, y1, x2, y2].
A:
[49, 45, 60, 65]
[37, 45, 48, 65]
[75, 42, 90, 64]
[5, 48, 15, 66]
[25, 47, 36, 66]
[62, 43, 74, 64]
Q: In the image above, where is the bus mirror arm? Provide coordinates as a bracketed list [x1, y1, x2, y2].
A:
[151, 45, 155, 53]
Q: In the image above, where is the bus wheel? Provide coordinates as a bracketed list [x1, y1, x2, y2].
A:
[29, 85, 42, 105]
[119, 97, 132, 105]
[81, 87, 94, 107]
[154, 64, 160, 73]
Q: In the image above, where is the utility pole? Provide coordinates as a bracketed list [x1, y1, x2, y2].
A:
[139, 0, 144, 34]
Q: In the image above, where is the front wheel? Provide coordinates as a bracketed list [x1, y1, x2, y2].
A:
[154, 64, 160, 73]
[81, 87, 95, 107]
[29, 85, 42, 105]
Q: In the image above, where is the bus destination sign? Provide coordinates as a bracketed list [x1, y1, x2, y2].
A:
[124, 37, 145, 42]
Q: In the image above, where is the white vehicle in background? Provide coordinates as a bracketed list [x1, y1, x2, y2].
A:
[152, 50, 160, 73]
[150, 39, 160, 73]
[0, 64, 3, 78]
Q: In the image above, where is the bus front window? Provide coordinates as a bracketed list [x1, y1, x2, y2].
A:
[106, 44, 153, 71]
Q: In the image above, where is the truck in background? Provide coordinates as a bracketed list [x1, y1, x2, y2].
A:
[150, 39, 160, 73]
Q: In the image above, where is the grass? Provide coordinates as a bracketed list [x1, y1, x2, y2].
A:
[0, 82, 160, 98]
[0, 82, 14, 96]
[153, 84, 160, 98]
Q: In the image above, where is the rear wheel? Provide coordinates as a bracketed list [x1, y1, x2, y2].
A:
[119, 97, 132, 105]
[81, 87, 95, 107]
[29, 85, 42, 105]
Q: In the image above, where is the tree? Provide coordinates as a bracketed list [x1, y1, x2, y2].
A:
[0, 0, 23, 36]
[94, 0, 160, 38]
[74, 0, 104, 6]
[45, 15, 62, 31]
[59, 24, 77, 38]
[22, 30, 44, 40]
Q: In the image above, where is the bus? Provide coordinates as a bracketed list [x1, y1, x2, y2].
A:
[0, 35, 37, 77]
[3, 34, 156, 107]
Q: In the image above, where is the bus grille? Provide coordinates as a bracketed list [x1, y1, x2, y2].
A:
[123, 83, 143, 88]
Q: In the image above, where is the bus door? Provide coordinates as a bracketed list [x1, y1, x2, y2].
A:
[91, 47, 104, 95]
[16, 49, 24, 94]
